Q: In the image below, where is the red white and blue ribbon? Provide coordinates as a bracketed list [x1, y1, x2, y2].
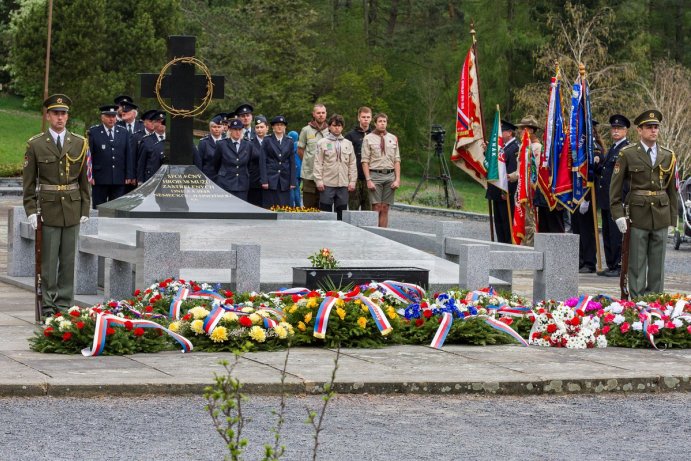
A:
[573, 295, 592, 312]
[356, 294, 392, 335]
[202, 304, 227, 334]
[641, 310, 660, 350]
[269, 287, 310, 297]
[481, 316, 529, 346]
[430, 312, 453, 349]
[377, 281, 425, 303]
[313, 296, 339, 339]
[82, 313, 192, 356]
[169, 286, 190, 319]
[188, 290, 225, 303]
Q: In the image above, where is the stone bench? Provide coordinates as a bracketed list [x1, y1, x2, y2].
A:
[7, 206, 260, 301]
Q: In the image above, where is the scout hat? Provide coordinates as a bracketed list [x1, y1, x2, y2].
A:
[501, 120, 517, 132]
[228, 119, 244, 130]
[516, 116, 540, 130]
[235, 103, 254, 115]
[99, 104, 118, 115]
[114, 95, 134, 106]
[43, 94, 71, 112]
[270, 115, 287, 126]
[608, 114, 630, 128]
[254, 115, 268, 125]
[633, 110, 662, 126]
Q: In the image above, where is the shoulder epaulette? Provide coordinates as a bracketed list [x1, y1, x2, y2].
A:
[619, 144, 637, 155]
[88, 124, 100, 130]
[27, 133, 44, 142]
[70, 132, 85, 140]
[659, 145, 673, 154]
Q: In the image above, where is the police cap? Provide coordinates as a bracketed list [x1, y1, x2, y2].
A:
[121, 101, 138, 112]
[153, 110, 166, 124]
[228, 119, 244, 130]
[43, 94, 71, 112]
[114, 95, 134, 106]
[99, 105, 118, 115]
[254, 115, 268, 125]
[270, 115, 287, 126]
[141, 109, 158, 121]
[608, 114, 631, 128]
[634, 110, 662, 127]
[211, 114, 224, 125]
[235, 103, 254, 115]
[501, 120, 517, 132]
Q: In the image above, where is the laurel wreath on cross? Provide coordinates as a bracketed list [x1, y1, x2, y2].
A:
[155, 56, 214, 117]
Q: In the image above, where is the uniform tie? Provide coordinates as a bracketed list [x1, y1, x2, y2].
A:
[647, 147, 656, 165]
[127, 124, 133, 134]
[107, 129, 113, 141]
[56, 134, 62, 153]
[234, 141, 240, 151]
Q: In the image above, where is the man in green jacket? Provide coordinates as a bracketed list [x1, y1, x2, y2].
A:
[23, 94, 91, 315]
[609, 110, 678, 297]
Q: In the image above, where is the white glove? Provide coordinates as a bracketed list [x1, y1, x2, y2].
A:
[615, 217, 627, 233]
[27, 214, 38, 230]
[579, 200, 590, 214]
[80, 216, 89, 224]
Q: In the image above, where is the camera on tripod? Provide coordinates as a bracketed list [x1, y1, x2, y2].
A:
[430, 124, 445, 155]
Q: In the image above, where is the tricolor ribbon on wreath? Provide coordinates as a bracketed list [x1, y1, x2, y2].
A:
[640, 299, 691, 350]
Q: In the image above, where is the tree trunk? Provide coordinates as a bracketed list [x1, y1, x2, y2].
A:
[386, 0, 399, 36]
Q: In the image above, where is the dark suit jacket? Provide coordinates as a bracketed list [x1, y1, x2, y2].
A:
[212, 138, 251, 193]
[87, 124, 134, 185]
[137, 133, 166, 183]
[194, 135, 221, 180]
[117, 119, 144, 135]
[260, 135, 295, 191]
[248, 137, 265, 188]
[485, 137, 519, 200]
[595, 139, 629, 209]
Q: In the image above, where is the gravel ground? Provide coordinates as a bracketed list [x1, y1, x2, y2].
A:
[389, 209, 691, 276]
[1, 393, 689, 460]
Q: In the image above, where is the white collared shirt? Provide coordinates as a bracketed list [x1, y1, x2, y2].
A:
[614, 138, 627, 149]
[48, 127, 65, 146]
[640, 141, 657, 164]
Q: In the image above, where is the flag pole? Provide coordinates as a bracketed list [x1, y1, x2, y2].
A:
[580, 63, 603, 272]
[470, 21, 494, 241]
[41, 0, 54, 132]
[497, 104, 516, 244]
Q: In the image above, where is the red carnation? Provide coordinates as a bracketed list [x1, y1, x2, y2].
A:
[224, 298, 234, 305]
[108, 301, 118, 308]
[307, 291, 319, 298]
[225, 290, 234, 298]
[687, 325, 691, 334]
[159, 281, 168, 288]
[601, 325, 611, 335]
[182, 313, 192, 321]
[569, 316, 581, 326]
[106, 327, 116, 336]
[498, 317, 513, 326]
[664, 321, 675, 329]
[133, 327, 145, 337]
[531, 332, 541, 340]
[134, 289, 141, 296]
[43, 326, 54, 337]
[415, 318, 425, 327]
[603, 313, 615, 323]
[620, 322, 630, 333]
[145, 305, 153, 313]
[124, 321, 134, 331]
[62, 332, 72, 341]
[179, 279, 186, 284]
[421, 302, 429, 308]
[546, 323, 557, 333]
[647, 324, 659, 335]
[576, 309, 585, 317]
[69, 310, 80, 317]
[291, 294, 301, 303]
[76, 321, 85, 330]
[529, 315, 536, 322]
[326, 291, 337, 297]
[54, 312, 62, 317]
[422, 309, 433, 319]
[239, 316, 253, 327]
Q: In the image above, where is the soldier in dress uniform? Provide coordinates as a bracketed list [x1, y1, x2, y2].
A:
[610, 110, 678, 297]
[137, 111, 167, 184]
[87, 104, 135, 207]
[248, 115, 268, 207]
[488, 120, 519, 243]
[194, 114, 225, 181]
[211, 119, 252, 200]
[23, 94, 90, 315]
[261, 115, 296, 207]
[235, 103, 255, 141]
[595, 114, 630, 277]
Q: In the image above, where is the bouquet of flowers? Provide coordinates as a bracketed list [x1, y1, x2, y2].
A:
[529, 298, 607, 349]
[270, 205, 321, 212]
[308, 248, 339, 269]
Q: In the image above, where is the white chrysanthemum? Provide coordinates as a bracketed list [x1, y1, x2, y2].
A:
[223, 312, 239, 323]
[257, 310, 270, 318]
[68, 306, 81, 314]
[613, 314, 625, 325]
[58, 319, 72, 331]
[608, 302, 623, 314]
[596, 335, 608, 348]
[370, 291, 383, 300]
[249, 313, 262, 325]
[632, 321, 643, 331]
[189, 306, 210, 320]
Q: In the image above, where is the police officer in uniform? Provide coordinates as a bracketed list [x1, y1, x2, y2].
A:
[248, 115, 269, 206]
[116, 100, 144, 135]
[610, 110, 678, 297]
[23, 94, 90, 314]
[194, 114, 225, 181]
[137, 111, 167, 184]
[88, 104, 135, 207]
[211, 118, 252, 200]
[261, 115, 296, 207]
[235, 103, 255, 141]
[487, 120, 519, 243]
[595, 114, 630, 276]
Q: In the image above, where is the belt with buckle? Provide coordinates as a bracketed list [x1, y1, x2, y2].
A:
[40, 183, 79, 191]
[370, 169, 393, 174]
[631, 190, 665, 196]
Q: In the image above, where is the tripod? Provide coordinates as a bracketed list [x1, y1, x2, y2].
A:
[412, 137, 460, 208]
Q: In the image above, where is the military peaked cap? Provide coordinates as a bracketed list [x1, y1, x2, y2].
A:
[254, 115, 268, 125]
[43, 94, 71, 112]
[99, 105, 118, 115]
[634, 110, 662, 126]
[609, 114, 631, 128]
[121, 101, 138, 112]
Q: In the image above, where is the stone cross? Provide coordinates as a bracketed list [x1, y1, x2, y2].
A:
[140, 36, 224, 165]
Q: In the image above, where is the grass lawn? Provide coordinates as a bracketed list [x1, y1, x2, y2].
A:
[397, 174, 488, 214]
[0, 94, 43, 176]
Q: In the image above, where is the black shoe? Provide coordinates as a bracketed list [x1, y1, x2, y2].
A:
[579, 266, 596, 274]
[603, 268, 620, 277]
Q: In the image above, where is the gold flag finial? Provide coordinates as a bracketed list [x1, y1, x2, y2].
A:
[470, 21, 476, 43]
[579, 62, 586, 77]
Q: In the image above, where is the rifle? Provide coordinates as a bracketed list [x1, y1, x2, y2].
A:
[34, 205, 43, 323]
[619, 218, 631, 300]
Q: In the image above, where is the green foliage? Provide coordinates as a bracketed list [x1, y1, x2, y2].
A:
[307, 248, 339, 269]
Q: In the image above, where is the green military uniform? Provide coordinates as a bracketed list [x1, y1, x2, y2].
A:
[23, 94, 90, 311]
[610, 110, 677, 297]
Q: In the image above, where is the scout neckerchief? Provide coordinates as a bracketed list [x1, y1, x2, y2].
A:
[309, 120, 328, 131]
[374, 128, 388, 155]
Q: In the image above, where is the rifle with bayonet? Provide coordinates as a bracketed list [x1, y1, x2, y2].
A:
[619, 218, 631, 300]
[34, 192, 43, 323]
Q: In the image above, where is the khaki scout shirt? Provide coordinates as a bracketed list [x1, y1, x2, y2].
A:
[314, 133, 357, 188]
[23, 131, 90, 227]
[610, 142, 678, 230]
[361, 131, 401, 170]
[297, 124, 329, 181]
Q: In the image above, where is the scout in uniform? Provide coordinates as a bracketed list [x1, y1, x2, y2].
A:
[610, 110, 678, 297]
[344, 106, 373, 211]
[595, 114, 630, 276]
[298, 104, 329, 208]
[361, 112, 401, 228]
[23, 94, 90, 314]
[314, 114, 357, 220]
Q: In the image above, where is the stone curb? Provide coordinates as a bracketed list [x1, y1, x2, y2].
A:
[0, 375, 687, 398]
[392, 203, 489, 221]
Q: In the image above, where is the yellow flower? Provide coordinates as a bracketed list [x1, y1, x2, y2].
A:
[336, 298, 345, 306]
[191, 319, 204, 334]
[306, 299, 318, 309]
[281, 321, 294, 335]
[357, 316, 367, 329]
[169, 321, 180, 333]
[297, 321, 306, 332]
[249, 325, 266, 342]
[223, 312, 238, 323]
[241, 307, 254, 313]
[249, 313, 262, 325]
[336, 307, 346, 320]
[273, 324, 288, 339]
[304, 312, 312, 324]
[190, 306, 210, 320]
[386, 306, 398, 320]
[210, 326, 228, 343]
[288, 304, 298, 314]
[361, 303, 369, 312]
